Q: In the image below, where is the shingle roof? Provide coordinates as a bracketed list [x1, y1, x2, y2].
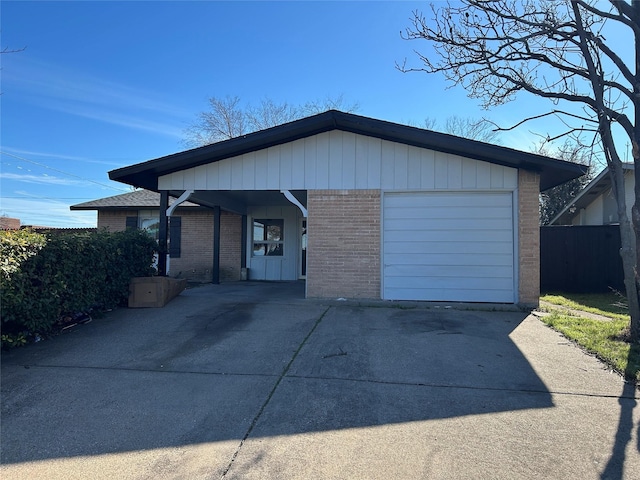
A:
[109, 110, 587, 191]
[70, 189, 201, 210]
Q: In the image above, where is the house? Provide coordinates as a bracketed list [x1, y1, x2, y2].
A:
[549, 163, 634, 226]
[0, 217, 21, 230]
[92, 110, 585, 307]
[70, 189, 235, 282]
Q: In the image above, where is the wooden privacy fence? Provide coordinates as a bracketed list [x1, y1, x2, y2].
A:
[540, 225, 624, 293]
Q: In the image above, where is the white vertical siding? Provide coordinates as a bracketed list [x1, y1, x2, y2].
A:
[158, 131, 518, 191]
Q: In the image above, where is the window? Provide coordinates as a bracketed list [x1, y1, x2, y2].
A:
[128, 210, 181, 258]
[138, 210, 160, 240]
[253, 219, 284, 256]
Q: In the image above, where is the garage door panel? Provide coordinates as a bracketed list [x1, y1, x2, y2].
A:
[386, 205, 513, 220]
[383, 191, 515, 303]
[384, 274, 514, 290]
[384, 253, 513, 267]
[385, 241, 512, 255]
[384, 288, 513, 303]
[385, 229, 512, 243]
[384, 193, 511, 208]
[385, 217, 512, 231]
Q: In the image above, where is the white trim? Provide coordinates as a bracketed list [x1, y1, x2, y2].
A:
[166, 189, 194, 217]
[281, 189, 308, 217]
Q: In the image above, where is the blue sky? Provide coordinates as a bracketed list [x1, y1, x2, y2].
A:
[1, 1, 630, 227]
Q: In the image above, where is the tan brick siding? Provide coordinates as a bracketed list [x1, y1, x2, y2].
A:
[96, 209, 242, 283]
[97, 210, 137, 231]
[518, 170, 540, 307]
[307, 190, 381, 299]
[171, 210, 213, 282]
[220, 212, 242, 282]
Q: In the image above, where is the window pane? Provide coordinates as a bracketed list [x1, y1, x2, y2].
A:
[253, 243, 283, 256]
[253, 221, 265, 241]
[139, 216, 159, 240]
[253, 219, 283, 241]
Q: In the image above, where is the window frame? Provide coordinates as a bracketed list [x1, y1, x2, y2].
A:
[252, 218, 284, 257]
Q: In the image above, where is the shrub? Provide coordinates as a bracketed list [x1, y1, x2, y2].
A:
[1, 228, 157, 347]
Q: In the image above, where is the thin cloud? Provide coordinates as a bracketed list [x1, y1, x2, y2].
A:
[58, 104, 186, 139]
[4, 57, 190, 139]
[0, 172, 89, 186]
[1, 147, 124, 167]
[0, 197, 96, 227]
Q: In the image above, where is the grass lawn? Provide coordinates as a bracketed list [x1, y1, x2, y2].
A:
[541, 292, 629, 320]
[540, 293, 639, 383]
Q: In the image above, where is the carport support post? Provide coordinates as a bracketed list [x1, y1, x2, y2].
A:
[158, 191, 169, 276]
[241, 214, 247, 270]
[212, 206, 221, 284]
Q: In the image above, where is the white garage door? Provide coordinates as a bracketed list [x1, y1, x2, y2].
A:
[383, 192, 515, 303]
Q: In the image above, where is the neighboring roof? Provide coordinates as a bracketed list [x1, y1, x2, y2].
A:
[109, 110, 587, 192]
[70, 189, 201, 211]
[23, 227, 98, 235]
[549, 163, 634, 225]
[0, 217, 21, 230]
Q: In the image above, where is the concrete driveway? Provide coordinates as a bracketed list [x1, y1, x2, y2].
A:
[1, 282, 638, 479]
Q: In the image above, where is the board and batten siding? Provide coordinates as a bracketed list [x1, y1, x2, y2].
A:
[158, 131, 518, 191]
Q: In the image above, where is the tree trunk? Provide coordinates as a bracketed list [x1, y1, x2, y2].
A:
[609, 160, 640, 343]
[631, 0, 640, 343]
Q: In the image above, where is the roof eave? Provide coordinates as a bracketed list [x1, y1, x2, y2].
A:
[108, 110, 587, 191]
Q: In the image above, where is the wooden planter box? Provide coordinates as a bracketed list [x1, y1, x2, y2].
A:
[128, 277, 187, 308]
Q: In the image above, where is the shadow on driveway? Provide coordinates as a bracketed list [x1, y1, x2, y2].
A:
[2, 282, 553, 466]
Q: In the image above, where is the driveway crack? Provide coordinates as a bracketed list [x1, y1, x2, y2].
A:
[220, 306, 331, 478]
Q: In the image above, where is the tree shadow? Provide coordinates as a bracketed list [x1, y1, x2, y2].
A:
[600, 356, 639, 480]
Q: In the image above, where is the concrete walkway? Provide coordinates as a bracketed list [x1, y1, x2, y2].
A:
[1, 282, 638, 479]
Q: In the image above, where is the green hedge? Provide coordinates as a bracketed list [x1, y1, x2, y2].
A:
[1, 228, 157, 347]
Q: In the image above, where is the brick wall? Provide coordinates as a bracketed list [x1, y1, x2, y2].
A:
[171, 210, 213, 282]
[306, 190, 381, 299]
[220, 212, 242, 282]
[518, 170, 541, 307]
[96, 209, 242, 283]
[97, 210, 135, 231]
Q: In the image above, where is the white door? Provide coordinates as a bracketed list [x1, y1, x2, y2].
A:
[383, 192, 515, 303]
[248, 206, 300, 281]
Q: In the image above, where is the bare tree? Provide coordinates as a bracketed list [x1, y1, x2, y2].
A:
[406, 115, 501, 143]
[185, 94, 359, 147]
[184, 96, 247, 147]
[444, 116, 501, 143]
[399, 0, 640, 343]
[537, 140, 594, 225]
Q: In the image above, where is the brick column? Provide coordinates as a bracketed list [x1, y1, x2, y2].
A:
[307, 190, 381, 299]
[220, 212, 243, 282]
[518, 170, 540, 308]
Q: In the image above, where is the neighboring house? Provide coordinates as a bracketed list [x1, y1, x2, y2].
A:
[101, 110, 584, 307]
[550, 163, 634, 226]
[0, 217, 21, 230]
[71, 189, 239, 282]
